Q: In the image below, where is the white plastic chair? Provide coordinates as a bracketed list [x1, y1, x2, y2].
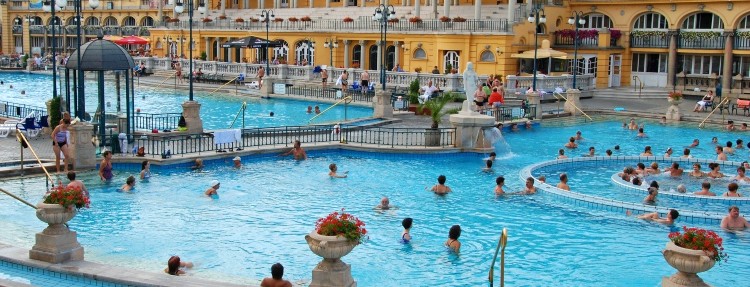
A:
[0, 127, 10, 137]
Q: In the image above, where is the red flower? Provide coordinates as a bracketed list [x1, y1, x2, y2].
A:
[315, 209, 367, 244]
[669, 226, 728, 263]
[43, 185, 91, 210]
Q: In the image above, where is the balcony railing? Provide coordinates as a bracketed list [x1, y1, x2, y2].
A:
[735, 36, 750, 50]
[678, 32, 725, 49]
[629, 33, 669, 48]
[505, 74, 595, 93]
[553, 35, 598, 47]
[160, 19, 510, 33]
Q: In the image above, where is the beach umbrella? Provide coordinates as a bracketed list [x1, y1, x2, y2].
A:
[116, 36, 150, 45]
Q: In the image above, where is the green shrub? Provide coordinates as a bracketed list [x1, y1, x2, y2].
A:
[408, 78, 421, 104]
[48, 97, 62, 128]
[200, 52, 208, 61]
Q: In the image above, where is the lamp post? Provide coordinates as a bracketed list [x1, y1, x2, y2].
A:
[324, 38, 338, 67]
[372, 4, 395, 90]
[260, 9, 275, 75]
[69, 0, 99, 119]
[527, 5, 545, 92]
[568, 11, 585, 89]
[175, 0, 206, 102]
[43, 0, 63, 99]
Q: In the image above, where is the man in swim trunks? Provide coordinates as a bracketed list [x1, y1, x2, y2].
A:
[321, 68, 328, 88]
[260, 263, 292, 287]
[257, 66, 265, 89]
[280, 140, 307, 160]
[360, 70, 370, 93]
[720, 206, 750, 231]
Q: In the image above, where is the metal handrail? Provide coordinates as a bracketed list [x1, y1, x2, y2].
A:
[488, 228, 508, 287]
[154, 71, 179, 90]
[308, 96, 352, 124]
[228, 102, 247, 129]
[207, 75, 241, 97]
[553, 91, 593, 121]
[0, 187, 37, 209]
[699, 97, 730, 128]
[632, 75, 643, 98]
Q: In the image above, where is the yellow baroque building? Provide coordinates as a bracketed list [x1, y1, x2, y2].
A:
[3, 0, 750, 95]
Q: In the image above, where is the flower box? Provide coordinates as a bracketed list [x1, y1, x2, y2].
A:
[440, 16, 451, 23]
[249, 18, 259, 23]
[314, 209, 367, 244]
[387, 18, 399, 23]
[343, 17, 354, 23]
[452, 17, 466, 22]
[166, 18, 179, 23]
[235, 18, 245, 23]
[409, 17, 422, 23]
[288, 17, 299, 22]
[273, 18, 284, 22]
[202, 18, 213, 23]
[301, 16, 312, 22]
[218, 15, 227, 20]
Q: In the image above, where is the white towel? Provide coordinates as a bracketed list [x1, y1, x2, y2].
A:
[214, 129, 240, 145]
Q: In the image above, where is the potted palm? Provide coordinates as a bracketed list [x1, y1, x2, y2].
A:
[407, 78, 421, 112]
[418, 92, 459, 146]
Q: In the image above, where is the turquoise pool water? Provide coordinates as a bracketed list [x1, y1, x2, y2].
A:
[0, 72, 373, 129]
[0, 260, 131, 287]
[1, 119, 749, 286]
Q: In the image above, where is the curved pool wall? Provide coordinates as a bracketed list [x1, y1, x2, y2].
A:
[0, 72, 373, 129]
[521, 156, 734, 224]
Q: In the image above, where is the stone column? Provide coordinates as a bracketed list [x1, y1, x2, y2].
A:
[343, 40, 350, 68]
[279, 64, 289, 79]
[376, 40, 383, 71]
[526, 92, 542, 120]
[415, 0, 420, 17]
[667, 30, 678, 88]
[474, 0, 481, 20]
[221, 0, 226, 16]
[564, 89, 581, 116]
[326, 0, 330, 8]
[259, 0, 264, 10]
[205, 37, 210, 57]
[182, 101, 204, 134]
[372, 83, 393, 118]
[66, 122, 96, 170]
[343, 0, 347, 7]
[443, 0, 450, 18]
[507, 0, 515, 23]
[361, 0, 366, 8]
[393, 41, 400, 68]
[722, 31, 733, 95]
[432, 0, 438, 19]
[359, 40, 366, 69]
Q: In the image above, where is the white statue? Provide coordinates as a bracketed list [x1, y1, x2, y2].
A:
[463, 62, 478, 103]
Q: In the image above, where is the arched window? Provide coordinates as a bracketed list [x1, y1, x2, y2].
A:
[295, 41, 315, 65]
[479, 50, 495, 62]
[682, 13, 723, 30]
[368, 45, 378, 70]
[386, 45, 395, 70]
[103, 17, 118, 26]
[47, 16, 62, 26]
[413, 48, 426, 59]
[633, 13, 668, 30]
[140, 16, 154, 27]
[66, 17, 79, 26]
[739, 14, 750, 29]
[582, 13, 613, 29]
[122, 16, 136, 27]
[353, 45, 362, 67]
[274, 40, 289, 62]
[30, 16, 43, 25]
[85, 17, 99, 26]
[444, 51, 459, 72]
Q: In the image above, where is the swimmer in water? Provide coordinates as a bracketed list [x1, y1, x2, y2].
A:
[376, 197, 391, 210]
[121, 176, 136, 192]
[494, 176, 505, 195]
[280, 140, 307, 160]
[630, 209, 679, 225]
[205, 180, 220, 196]
[401, 218, 413, 243]
[430, 175, 452, 194]
[556, 173, 570, 191]
[694, 181, 715, 196]
[328, 163, 348, 178]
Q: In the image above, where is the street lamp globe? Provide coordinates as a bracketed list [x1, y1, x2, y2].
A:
[173, 1, 184, 14]
[372, 9, 382, 21]
[56, 0, 67, 9]
[528, 14, 534, 23]
[579, 18, 586, 25]
[567, 17, 575, 25]
[89, 0, 99, 9]
[42, 1, 51, 12]
[198, 2, 207, 14]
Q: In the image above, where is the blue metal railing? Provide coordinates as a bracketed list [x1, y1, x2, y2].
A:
[0, 100, 48, 121]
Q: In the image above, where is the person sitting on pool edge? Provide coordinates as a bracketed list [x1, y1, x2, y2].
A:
[260, 263, 293, 287]
[430, 175, 452, 194]
[401, 218, 413, 243]
[329, 163, 348, 178]
[721, 206, 750, 231]
[630, 209, 680, 225]
[444, 225, 461, 252]
[205, 180, 220, 196]
[121, 176, 136, 192]
[165, 255, 193, 276]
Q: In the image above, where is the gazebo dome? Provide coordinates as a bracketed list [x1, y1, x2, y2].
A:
[65, 35, 135, 71]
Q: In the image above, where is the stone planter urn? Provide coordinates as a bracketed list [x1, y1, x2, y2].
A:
[666, 98, 683, 121]
[305, 231, 358, 287]
[668, 98, 682, 106]
[661, 241, 715, 287]
[29, 202, 84, 263]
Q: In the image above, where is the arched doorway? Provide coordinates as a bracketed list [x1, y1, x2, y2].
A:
[353, 45, 362, 68]
[274, 40, 289, 63]
[368, 45, 377, 70]
[295, 41, 315, 65]
[444, 51, 459, 72]
[386, 45, 395, 70]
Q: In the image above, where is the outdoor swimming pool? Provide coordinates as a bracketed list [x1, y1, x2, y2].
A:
[0, 72, 373, 129]
[1, 118, 749, 286]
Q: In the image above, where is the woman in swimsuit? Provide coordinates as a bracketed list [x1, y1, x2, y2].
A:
[164, 256, 193, 276]
[444, 225, 461, 252]
[689, 163, 705, 177]
[139, 160, 151, 180]
[430, 175, 452, 194]
[51, 118, 72, 173]
[99, 151, 113, 181]
[401, 218, 413, 243]
[707, 163, 724, 179]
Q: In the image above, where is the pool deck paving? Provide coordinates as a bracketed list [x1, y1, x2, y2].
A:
[1, 74, 749, 286]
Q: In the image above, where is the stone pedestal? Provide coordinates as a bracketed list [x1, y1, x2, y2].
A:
[526, 92, 543, 120]
[181, 101, 203, 134]
[305, 232, 358, 287]
[449, 113, 495, 149]
[261, 79, 274, 97]
[68, 122, 96, 169]
[29, 203, 84, 263]
[564, 89, 581, 116]
[372, 84, 393, 118]
[666, 100, 682, 122]
[661, 241, 714, 287]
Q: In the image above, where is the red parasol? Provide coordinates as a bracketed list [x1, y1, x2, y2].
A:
[115, 36, 150, 45]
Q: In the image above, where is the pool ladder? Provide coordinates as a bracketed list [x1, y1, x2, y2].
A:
[698, 97, 730, 128]
[488, 228, 508, 287]
[0, 130, 58, 210]
[308, 96, 352, 124]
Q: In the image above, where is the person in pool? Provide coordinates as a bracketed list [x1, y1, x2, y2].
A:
[667, 162, 683, 177]
[632, 209, 680, 225]
[695, 181, 716, 196]
[707, 163, 724, 178]
[689, 139, 700, 147]
[190, 158, 204, 170]
[564, 137, 578, 149]
[734, 166, 750, 183]
[164, 255, 193, 276]
[635, 163, 647, 176]
[328, 163, 348, 178]
[643, 187, 658, 204]
[401, 218, 413, 243]
[444, 225, 461, 252]
[664, 147, 673, 158]
[376, 197, 391, 210]
[482, 160, 493, 172]
[737, 139, 744, 150]
[721, 206, 750, 231]
[205, 180, 220, 196]
[636, 128, 647, 137]
[66, 171, 89, 197]
[689, 163, 705, 177]
[723, 182, 743, 197]
[681, 148, 692, 159]
[430, 175, 452, 194]
[280, 140, 307, 160]
[494, 176, 505, 195]
[139, 160, 151, 180]
[574, 130, 584, 141]
[260, 263, 292, 287]
[557, 173, 570, 191]
[523, 177, 537, 194]
[640, 146, 653, 157]
[232, 156, 242, 168]
[723, 141, 735, 154]
[646, 162, 661, 175]
[98, 151, 113, 181]
[586, 147, 595, 157]
[628, 118, 639, 130]
[120, 176, 136, 192]
[557, 149, 568, 159]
